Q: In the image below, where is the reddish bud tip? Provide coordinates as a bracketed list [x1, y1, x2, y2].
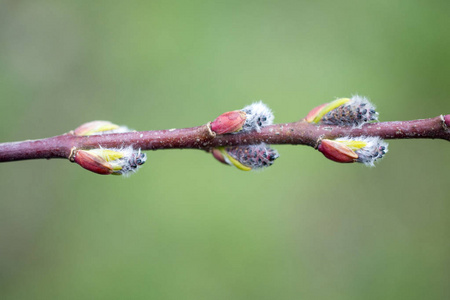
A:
[211, 148, 229, 165]
[211, 111, 247, 135]
[318, 139, 358, 163]
[444, 115, 450, 128]
[304, 103, 328, 122]
[74, 150, 113, 175]
[74, 121, 120, 136]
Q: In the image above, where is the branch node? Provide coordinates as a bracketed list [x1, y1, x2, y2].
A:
[205, 122, 217, 138]
[314, 136, 324, 149]
[68, 147, 77, 162]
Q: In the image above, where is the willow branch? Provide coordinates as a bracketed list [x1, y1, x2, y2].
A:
[1, 115, 448, 163]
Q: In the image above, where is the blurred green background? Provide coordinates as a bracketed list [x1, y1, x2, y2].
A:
[1, 0, 449, 299]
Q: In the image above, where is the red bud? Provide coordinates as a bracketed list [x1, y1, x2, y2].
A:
[444, 115, 450, 128]
[318, 139, 358, 163]
[211, 148, 229, 165]
[211, 111, 246, 135]
[74, 121, 119, 136]
[74, 150, 113, 175]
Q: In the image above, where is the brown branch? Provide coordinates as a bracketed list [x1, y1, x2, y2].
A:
[0, 115, 448, 163]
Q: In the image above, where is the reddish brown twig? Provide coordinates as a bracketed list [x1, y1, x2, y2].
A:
[0, 115, 448, 163]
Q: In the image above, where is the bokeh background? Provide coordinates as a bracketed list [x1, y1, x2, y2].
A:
[1, 0, 449, 299]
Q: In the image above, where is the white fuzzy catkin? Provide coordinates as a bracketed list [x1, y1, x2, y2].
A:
[115, 147, 146, 176]
[226, 143, 279, 170]
[321, 95, 378, 127]
[240, 101, 274, 132]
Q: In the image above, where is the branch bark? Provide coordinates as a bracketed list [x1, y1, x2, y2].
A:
[0, 115, 448, 163]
